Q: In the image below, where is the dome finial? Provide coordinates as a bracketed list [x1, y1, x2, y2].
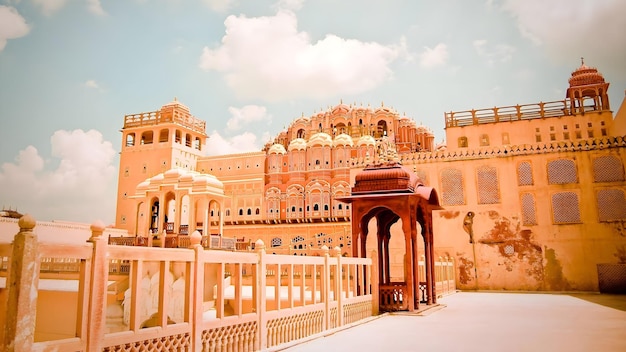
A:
[581, 57, 584, 65]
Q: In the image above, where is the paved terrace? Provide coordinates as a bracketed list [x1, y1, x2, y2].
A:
[280, 292, 626, 352]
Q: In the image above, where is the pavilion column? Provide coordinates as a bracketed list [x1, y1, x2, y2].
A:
[218, 201, 224, 236]
[158, 194, 165, 234]
[428, 221, 437, 304]
[377, 235, 384, 285]
[174, 194, 182, 234]
[188, 196, 195, 235]
[383, 235, 391, 284]
[412, 233, 420, 310]
[403, 229, 415, 313]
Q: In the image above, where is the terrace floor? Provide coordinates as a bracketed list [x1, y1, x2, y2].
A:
[279, 291, 626, 352]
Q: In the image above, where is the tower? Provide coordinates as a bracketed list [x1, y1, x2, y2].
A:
[115, 98, 208, 234]
[566, 58, 611, 115]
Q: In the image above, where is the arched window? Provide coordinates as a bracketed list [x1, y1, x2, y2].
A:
[314, 204, 319, 211]
[255, 208, 260, 215]
[338, 204, 343, 210]
[238, 209, 243, 216]
[324, 204, 329, 211]
[141, 131, 153, 145]
[226, 209, 230, 216]
[159, 129, 169, 143]
[247, 208, 252, 215]
[126, 133, 135, 147]
[271, 237, 282, 247]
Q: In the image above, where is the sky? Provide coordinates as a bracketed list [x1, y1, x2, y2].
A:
[0, 0, 625, 225]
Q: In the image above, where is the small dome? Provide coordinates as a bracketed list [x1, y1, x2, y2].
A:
[307, 132, 333, 147]
[193, 174, 223, 189]
[568, 60, 605, 87]
[164, 168, 185, 179]
[161, 97, 190, 111]
[288, 138, 307, 151]
[331, 102, 350, 114]
[352, 163, 422, 194]
[357, 135, 376, 147]
[333, 133, 354, 147]
[150, 173, 164, 182]
[268, 143, 287, 155]
[137, 180, 150, 190]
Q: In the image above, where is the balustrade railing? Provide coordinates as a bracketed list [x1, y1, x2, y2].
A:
[0, 223, 373, 351]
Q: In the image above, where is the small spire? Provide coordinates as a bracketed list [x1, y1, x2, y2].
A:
[581, 57, 584, 65]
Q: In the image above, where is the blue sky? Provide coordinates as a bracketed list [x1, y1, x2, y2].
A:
[0, 0, 625, 225]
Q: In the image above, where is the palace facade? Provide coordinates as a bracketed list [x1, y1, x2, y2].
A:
[115, 62, 626, 292]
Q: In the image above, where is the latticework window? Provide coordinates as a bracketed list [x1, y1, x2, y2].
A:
[477, 166, 500, 204]
[593, 156, 625, 182]
[271, 237, 282, 247]
[597, 189, 626, 222]
[521, 193, 537, 225]
[441, 168, 464, 205]
[517, 161, 533, 186]
[547, 159, 578, 184]
[551, 192, 581, 224]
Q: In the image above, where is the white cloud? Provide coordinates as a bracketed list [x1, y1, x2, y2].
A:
[32, 0, 69, 16]
[204, 131, 262, 156]
[203, 0, 234, 13]
[473, 39, 516, 66]
[226, 105, 271, 131]
[0, 6, 30, 51]
[273, 0, 305, 11]
[84, 79, 100, 89]
[499, 0, 626, 78]
[86, 0, 106, 16]
[0, 129, 117, 223]
[419, 43, 449, 69]
[199, 10, 400, 101]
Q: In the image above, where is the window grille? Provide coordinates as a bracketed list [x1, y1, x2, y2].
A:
[593, 156, 625, 182]
[477, 166, 500, 204]
[597, 189, 626, 222]
[521, 193, 537, 225]
[441, 168, 464, 206]
[547, 159, 577, 184]
[551, 192, 581, 224]
[517, 162, 533, 186]
[271, 237, 282, 247]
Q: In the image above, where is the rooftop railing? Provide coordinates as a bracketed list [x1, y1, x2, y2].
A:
[123, 109, 206, 134]
[444, 100, 575, 128]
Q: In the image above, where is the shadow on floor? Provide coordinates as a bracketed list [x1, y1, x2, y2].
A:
[569, 293, 626, 311]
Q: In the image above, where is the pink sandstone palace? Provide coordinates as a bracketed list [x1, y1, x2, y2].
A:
[116, 60, 626, 292]
[0, 61, 625, 351]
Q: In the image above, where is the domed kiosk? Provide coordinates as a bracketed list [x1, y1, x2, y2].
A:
[566, 58, 610, 114]
[338, 161, 441, 312]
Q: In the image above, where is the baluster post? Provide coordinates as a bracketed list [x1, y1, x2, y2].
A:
[85, 220, 108, 351]
[255, 240, 267, 350]
[2, 215, 38, 352]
